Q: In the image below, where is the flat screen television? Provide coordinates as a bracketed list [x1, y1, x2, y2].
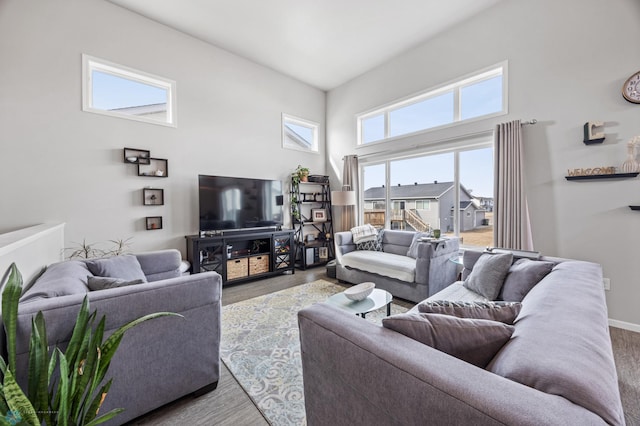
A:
[198, 174, 284, 233]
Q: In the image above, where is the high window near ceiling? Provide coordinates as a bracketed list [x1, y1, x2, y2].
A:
[357, 63, 506, 145]
[82, 55, 177, 127]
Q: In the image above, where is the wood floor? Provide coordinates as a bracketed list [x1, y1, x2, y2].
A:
[128, 269, 640, 426]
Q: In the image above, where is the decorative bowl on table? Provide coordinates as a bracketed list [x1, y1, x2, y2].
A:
[344, 282, 375, 301]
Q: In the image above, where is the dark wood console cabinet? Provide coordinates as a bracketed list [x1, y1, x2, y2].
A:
[185, 229, 295, 284]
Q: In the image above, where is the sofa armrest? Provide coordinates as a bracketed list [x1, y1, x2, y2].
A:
[135, 249, 182, 281]
[334, 231, 356, 264]
[298, 303, 607, 425]
[415, 239, 460, 294]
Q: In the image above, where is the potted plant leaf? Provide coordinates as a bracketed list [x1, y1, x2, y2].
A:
[292, 165, 309, 184]
[0, 263, 179, 425]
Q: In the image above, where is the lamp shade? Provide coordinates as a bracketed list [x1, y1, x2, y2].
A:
[331, 190, 356, 206]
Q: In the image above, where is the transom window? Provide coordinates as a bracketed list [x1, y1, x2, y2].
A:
[357, 63, 507, 144]
[82, 55, 177, 127]
[282, 113, 319, 153]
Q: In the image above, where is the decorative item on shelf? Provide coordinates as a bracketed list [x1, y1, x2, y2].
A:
[306, 234, 315, 243]
[138, 158, 168, 178]
[145, 216, 163, 230]
[311, 208, 327, 222]
[621, 136, 640, 173]
[344, 282, 375, 301]
[123, 147, 151, 164]
[143, 187, 164, 205]
[622, 70, 640, 103]
[308, 174, 329, 183]
[292, 165, 309, 184]
[583, 121, 605, 145]
[318, 246, 328, 260]
[566, 166, 616, 177]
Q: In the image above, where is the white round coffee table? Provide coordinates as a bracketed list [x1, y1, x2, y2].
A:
[326, 288, 392, 318]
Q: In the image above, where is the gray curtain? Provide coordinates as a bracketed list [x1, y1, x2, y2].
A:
[494, 120, 534, 250]
[342, 155, 359, 231]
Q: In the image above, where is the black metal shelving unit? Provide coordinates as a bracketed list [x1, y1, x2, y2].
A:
[290, 178, 334, 269]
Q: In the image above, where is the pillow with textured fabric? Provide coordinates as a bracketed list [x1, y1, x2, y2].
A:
[417, 300, 522, 325]
[87, 276, 145, 291]
[357, 230, 384, 251]
[463, 252, 513, 300]
[406, 232, 427, 258]
[499, 258, 554, 302]
[86, 255, 147, 282]
[350, 224, 378, 244]
[383, 313, 514, 368]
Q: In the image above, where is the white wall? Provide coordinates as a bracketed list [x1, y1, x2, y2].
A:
[0, 223, 65, 288]
[0, 0, 325, 255]
[327, 0, 640, 326]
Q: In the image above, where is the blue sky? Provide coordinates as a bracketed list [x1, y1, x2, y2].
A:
[92, 70, 167, 110]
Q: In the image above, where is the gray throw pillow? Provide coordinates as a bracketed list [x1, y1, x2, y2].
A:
[87, 276, 145, 291]
[383, 313, 514, 368]
[463, 252, 513, 300]
[86, 255, 147, 282]
[418, 300, 522, 325]
[499, 258, 554, 302]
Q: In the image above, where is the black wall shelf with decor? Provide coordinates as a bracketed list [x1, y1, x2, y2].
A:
[138, 158, 168, 177]
[143, 188, 164, 205]
[629, 206, 640, 211]
[290, 178, 334, 269]
[565, 172, 639, 181]
[123, 147, 150, 164]
[185, 229, 295, 284]
[146, 216, 163, 230]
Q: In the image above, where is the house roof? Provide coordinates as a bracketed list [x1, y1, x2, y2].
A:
[364, 181, 472, 200]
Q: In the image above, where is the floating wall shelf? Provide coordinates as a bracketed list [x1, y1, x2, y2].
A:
[629, 206, 640, 211]
[565, 172, 639, 181]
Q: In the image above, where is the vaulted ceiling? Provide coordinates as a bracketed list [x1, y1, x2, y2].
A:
[108, 0, 502, 91]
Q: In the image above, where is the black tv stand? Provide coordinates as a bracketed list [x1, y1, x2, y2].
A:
[186, 229, 295, 284]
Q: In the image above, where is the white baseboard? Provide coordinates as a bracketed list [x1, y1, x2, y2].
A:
[609, 319, 640, 333]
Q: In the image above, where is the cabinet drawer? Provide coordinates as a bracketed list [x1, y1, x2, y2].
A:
[227, 258, 248, 280]
[249, 255, 270, 275]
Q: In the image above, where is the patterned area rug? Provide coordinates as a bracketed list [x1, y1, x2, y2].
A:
[220, 280, 408, 426]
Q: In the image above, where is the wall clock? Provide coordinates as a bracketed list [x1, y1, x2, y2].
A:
[622, 71, 640, 103]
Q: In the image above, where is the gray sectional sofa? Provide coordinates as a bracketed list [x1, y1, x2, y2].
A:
[299, 249, 625, 425]
[334, 229, 459, 302]
[6, 249, 222, 426]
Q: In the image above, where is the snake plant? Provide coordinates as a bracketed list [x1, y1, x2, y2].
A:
[0, 263, 180, 426]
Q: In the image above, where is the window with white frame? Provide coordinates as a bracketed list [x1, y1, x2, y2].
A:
[361, 144, 494, 248]
[357, 63, 506, 144]
[415, 200, 431, 210]
[82, 54, 177, 127]
[282, 113, 319, 153]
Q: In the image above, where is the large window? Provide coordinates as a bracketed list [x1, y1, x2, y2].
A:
[357, 63, 506, 144]
[82, 55, 177, 127]
[361, 145, 494, 248]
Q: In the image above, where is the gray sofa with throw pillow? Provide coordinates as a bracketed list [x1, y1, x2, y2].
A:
[334, 228, 460, 303]
[299, 248, 625, 425]
[7, 249, 221, 426]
